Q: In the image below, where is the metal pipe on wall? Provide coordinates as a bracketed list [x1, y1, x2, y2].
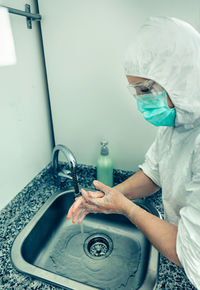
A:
[2, 4, 42, 29]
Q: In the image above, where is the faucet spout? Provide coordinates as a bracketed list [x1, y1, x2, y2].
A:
[52, 144, 81, 198]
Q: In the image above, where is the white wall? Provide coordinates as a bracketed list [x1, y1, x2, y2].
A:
[0, 0, 53, 210]
[38, 0, 200, 171]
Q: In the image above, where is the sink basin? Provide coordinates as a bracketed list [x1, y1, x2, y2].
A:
[11, 189, 160, 290]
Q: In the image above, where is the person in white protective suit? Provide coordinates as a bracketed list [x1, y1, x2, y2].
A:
[67, 17, 200, 288]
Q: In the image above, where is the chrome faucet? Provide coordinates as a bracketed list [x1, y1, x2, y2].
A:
[52, 144, 81, 198]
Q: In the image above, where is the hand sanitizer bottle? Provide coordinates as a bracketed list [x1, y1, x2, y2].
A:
[97, 140, 113, 187]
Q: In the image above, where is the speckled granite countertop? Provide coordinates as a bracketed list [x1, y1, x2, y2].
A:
[0, 164, 196, 289]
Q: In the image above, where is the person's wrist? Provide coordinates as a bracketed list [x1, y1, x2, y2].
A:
[113, 184, 124, 195]
[120, 196, 134, 216]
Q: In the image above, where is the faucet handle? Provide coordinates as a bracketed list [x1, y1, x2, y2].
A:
[58, 169, 73, 180]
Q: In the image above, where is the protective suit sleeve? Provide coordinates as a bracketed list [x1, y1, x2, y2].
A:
[138, 129, 161, 187]
[176, 136, 200, 288]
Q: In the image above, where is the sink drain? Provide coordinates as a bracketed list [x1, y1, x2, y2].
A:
[83, 233, 113, 259]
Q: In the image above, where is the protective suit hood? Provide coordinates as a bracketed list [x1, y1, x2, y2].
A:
[124, 17, 200, 129]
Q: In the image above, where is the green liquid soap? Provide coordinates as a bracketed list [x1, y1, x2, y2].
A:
[97, 140, 113, 187]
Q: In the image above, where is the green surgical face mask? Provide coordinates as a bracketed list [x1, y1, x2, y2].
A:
[136, 91, 176, 127]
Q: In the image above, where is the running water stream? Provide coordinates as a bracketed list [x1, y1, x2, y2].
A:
[80, 222, 84, 234]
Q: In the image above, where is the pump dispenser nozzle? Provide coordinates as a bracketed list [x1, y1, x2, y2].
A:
[100, 140, 109, 156]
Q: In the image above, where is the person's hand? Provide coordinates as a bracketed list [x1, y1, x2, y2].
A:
[66, 180, 129, 224]
[66, 189, 104, 224]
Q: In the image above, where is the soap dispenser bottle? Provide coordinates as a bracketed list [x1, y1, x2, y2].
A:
[97, 140, 113, 187]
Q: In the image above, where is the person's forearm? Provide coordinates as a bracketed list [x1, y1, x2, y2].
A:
[113, 170, 160, 200]
[122, 198, 182, 267]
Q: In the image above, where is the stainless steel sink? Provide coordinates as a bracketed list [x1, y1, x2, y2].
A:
[11, 189, 160, 290]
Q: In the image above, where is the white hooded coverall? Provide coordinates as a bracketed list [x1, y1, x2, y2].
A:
[124, 17, 200, 288]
